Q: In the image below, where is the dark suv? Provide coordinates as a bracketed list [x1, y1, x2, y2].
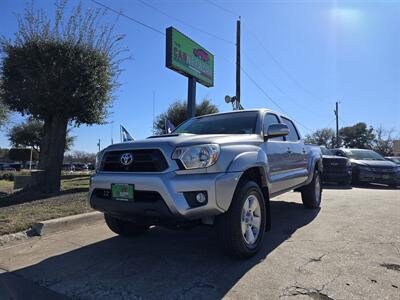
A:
[320, 147, 352, 186]
[334, 148, 400, 187]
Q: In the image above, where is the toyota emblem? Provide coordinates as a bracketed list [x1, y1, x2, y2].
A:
[120, 153, 133, 166]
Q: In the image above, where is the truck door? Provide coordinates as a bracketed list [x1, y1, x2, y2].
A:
[261, 113, 291, 194]
[280, 117, 308, 186]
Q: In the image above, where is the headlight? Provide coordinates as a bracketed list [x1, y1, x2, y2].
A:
[95, 150, 105, 172]
[172, 144, 220, 169]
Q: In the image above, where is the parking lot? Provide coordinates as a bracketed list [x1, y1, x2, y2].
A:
[0, 186, 399, 300]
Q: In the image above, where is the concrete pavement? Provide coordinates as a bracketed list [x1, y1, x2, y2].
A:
[0, 187, 399, 299]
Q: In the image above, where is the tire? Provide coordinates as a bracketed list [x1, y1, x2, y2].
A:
[104, 214, 149, 236]
[216, 180, 266, 259]
[301, 170, 322, 209]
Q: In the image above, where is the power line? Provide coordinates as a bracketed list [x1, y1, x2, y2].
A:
[204, 0, 239, 18]
[138, 0, 235, 45]
[242, 23, 330, 106]
[240, 66, 312, 132]
[90, 0, 165, 36]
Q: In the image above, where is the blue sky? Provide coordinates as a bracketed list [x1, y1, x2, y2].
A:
[1, 0, 399, 153]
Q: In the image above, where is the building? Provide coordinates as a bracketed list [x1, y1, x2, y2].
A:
[393, 140, 400, 156]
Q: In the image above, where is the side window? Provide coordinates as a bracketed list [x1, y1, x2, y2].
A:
[281, 117, 300, 142]
[263, 113, 283, 141]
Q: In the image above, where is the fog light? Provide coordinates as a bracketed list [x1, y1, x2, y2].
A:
[183, 191, 208, 208]
[196, 192, 207, 204]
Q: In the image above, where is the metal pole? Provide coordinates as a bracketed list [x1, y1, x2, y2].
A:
[187, 77, 196, 118]
[29, 147, 33, 170]
[152, 91, 155, 135]
[98, 139, 101, 152]
[335, 101, 339, 148]
[236, 17, 241, 109]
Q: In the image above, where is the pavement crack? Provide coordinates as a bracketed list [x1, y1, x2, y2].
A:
[380, 263, 400, 272]
[280, 285, 335, 300]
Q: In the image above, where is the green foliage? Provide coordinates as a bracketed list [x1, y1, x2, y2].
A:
[0, 99, 8, 127]
[9, 148, 39, 162]
[8, 119, 75, 151]
[0, 0, 127, 192]
[339, 122, 375, 149]
[304, 128, 336, 148]
[154, 99, 219, 135]
[0, 0, 125, 124]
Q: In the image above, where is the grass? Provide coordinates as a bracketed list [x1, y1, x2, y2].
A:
[0, 180, 14, 196]
[0, 174, 93, 236]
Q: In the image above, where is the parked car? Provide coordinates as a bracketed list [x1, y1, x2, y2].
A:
[334, 148, 400, 187]
[62, 163, 75, 172]
[89, 109, 323, 258]
[73, 163, 89, 171]
[385, 156, 400, 165]
[0, 163, 17, 171]
[320, 146, 352, 186]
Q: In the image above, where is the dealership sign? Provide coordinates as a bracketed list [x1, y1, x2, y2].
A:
[166, 27, 214, 87]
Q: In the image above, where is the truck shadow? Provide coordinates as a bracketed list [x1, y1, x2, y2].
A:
[4, 200, 320, 299]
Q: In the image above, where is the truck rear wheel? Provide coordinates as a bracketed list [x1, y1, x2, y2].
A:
[301, 170, 322, 209]
[104, 214, 149, 236]
[216, 180, 266, 259]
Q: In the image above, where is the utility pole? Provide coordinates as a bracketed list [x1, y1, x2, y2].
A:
[152, 91, 156, 135]
[334, 101, 339, 148]
[236, 17, 241, 109]
[97, 139, 101, 152]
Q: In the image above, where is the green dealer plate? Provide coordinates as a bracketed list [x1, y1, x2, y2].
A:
[111, 184, 134, 201]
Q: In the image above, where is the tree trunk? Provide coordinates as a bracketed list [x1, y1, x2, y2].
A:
[39, 117, 52, 170]
[39, 116, 68, 194]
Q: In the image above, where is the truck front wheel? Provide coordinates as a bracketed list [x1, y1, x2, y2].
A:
[301, 170, 322, 209]
[217, 180, 266, 259]
[104, 214, 149, 236]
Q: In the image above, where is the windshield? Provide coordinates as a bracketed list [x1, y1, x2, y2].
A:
[344, 149, 385, 161]
[320, 147, 333, 155]
[173, 111, 259, 134]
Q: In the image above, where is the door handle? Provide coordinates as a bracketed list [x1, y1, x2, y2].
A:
[286, 148, 292, 154]
[302, 149, 307, 154]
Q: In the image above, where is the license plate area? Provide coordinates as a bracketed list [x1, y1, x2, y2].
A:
[111, 184, 134, 201]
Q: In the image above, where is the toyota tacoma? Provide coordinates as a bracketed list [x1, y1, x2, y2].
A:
[89, 109, 323, 258]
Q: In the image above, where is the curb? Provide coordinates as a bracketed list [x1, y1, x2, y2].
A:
[32, 211, 103, 236]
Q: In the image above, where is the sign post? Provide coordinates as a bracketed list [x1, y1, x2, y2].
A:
[166, 27, 214, 118]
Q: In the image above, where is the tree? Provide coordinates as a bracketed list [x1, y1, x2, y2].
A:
[64, 151, 96, 164]
[0, 99, 8, 128]
[372, 126, 398, 156]
[304, 128, 336, 148]
[9, 148, 39, 165]
[0, 1, 126, 193]
[339, 122, 375, 149]
[153, 99, 219, 135]
[8, 119, 75, 152]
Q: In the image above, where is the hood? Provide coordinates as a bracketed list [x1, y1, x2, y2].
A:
[351, 159, 397, 168]
[103, 134, 262, 152]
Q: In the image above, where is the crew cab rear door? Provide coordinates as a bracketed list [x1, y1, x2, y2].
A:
[261, 113, 292, 194]
[280, 117, 309, 186]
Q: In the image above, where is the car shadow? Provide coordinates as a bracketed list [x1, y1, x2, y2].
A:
[1, 200, 320, 299]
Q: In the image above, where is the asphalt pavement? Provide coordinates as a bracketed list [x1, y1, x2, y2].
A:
[0, 186, 399, 299]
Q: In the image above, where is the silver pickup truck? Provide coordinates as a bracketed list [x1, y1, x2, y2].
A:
[89, 109, 322, 258]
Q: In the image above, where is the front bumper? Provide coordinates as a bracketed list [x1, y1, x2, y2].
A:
[322, 171, 352, 184]
[358, 171, 400, 186]
[89, 171, 242, 221]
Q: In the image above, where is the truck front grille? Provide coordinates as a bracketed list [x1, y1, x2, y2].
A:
[100, 149, 168, 172]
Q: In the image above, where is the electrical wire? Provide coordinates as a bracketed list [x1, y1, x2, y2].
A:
[90, 0, 165, 35]
[137, 0, 235, 45]
[204, 0, 239, 18]
[240, 66, 312, 132]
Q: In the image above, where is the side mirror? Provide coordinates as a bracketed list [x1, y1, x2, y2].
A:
[264, 123, 289, 140]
